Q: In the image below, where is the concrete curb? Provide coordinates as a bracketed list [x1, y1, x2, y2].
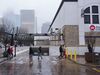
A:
[67, 58, 100, 67]
[0, 57, 7, 63]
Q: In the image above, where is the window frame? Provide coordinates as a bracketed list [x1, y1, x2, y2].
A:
[84, 15, 91, 24]
[84, 5, 99, 24]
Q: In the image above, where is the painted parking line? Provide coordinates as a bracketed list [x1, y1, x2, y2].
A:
[92, 68, 100, 72]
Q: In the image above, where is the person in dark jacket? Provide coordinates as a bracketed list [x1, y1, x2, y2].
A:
[38, 46, 42, 60]
[29, 45, 33, 64]
[29, 46, 33, 55]
[88, 44, 93, 53]
[59, 45, 63, 58]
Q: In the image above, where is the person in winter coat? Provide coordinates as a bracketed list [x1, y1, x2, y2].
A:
[59, 45, 63, 58]
[38, 46, 42, 60]
[7, 46, 13, 59]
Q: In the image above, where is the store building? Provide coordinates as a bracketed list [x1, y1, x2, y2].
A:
[48, 0, 100, 55]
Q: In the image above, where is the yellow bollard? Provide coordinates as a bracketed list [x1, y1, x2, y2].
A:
[74, 49, 77, 62]
[70, 50, 72, 60]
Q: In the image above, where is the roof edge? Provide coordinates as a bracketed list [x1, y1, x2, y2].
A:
[48, 1, 64, 32]
[48, 0, 78, 32]
[63, 0, 78, 2]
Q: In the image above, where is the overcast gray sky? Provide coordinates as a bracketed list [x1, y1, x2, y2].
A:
[0, 0, 61, 33]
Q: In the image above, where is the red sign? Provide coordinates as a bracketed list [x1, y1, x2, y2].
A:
[90, 25, 95, 30]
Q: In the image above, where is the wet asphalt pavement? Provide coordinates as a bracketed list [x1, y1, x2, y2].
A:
[0, 51, 100, 75]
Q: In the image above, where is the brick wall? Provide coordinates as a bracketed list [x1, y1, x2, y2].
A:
[62, 25, 79, 47]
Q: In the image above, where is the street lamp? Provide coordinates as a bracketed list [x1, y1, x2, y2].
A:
[10, 27, 14, 46]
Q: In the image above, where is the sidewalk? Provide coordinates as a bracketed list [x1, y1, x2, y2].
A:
[0, 46, 29, 63]
[75, 56, 100, 67]
[74, 56, 100, 72]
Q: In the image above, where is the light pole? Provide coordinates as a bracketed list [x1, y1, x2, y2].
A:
[14, 34, 17, 57]
[14, 27, 18, 57]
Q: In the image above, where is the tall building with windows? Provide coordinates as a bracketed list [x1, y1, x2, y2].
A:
[48, 0, 100, 55]
[41, 22, 50, 33]
[20, 10, 36, 34]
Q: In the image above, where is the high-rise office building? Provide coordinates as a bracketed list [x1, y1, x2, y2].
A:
[41, 22, 50, 33]
[20, 10, 36, 34]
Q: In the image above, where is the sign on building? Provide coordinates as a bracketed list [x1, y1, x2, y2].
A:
[90, 25, 96, 31]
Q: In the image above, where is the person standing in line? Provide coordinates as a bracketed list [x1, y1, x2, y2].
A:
[38, 46, 42, 60]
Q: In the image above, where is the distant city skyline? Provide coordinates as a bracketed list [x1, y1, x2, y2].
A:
[3, 11, 20, 27]
[0, 0, 62, 33]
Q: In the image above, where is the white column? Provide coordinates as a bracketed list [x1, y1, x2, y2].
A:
[79, 8, 85, 45]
